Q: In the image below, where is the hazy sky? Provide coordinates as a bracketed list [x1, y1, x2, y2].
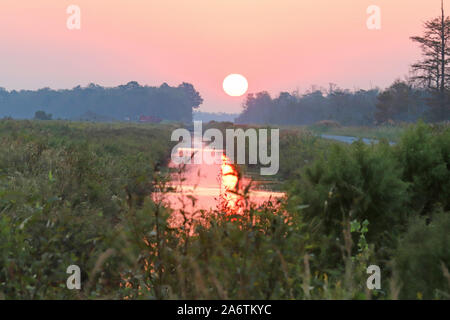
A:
[0, 0, 448, 113]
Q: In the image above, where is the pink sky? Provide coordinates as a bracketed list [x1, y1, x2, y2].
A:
[0, 0, 448, 113]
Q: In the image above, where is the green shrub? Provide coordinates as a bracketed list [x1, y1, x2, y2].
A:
[396, 122, 450, 215]
[288, 140, 408, 251]
[394, 211, 450, 299]
[0, 120, 174, 299]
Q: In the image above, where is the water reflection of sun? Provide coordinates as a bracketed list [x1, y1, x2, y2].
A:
[163, 142, 285, 222]
[220, 154, 244, 216]
[124, 149, 284, 297]
[221, 154, 238, 191]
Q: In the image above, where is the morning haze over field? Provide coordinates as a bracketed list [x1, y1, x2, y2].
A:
[1, 0, 450, 113]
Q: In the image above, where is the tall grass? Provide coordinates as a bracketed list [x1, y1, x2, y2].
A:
[0, 120, 448, 299]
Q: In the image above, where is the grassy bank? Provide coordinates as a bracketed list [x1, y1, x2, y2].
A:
[307, 124, 408, 142]
[0, 120, 175, 298]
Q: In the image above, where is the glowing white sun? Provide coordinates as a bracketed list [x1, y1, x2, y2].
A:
[223, 74, 248, 97]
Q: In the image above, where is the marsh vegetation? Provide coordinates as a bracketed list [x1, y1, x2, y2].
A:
[0, 120, 449, 299]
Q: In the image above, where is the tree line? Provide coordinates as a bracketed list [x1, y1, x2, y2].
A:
[237, 2, 450, 126]
[0, 81, 203, 123]
[234, 84, 434, 126]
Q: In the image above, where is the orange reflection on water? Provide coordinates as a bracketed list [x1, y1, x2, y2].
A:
[219, 154, 244, 216]
[126, 143, 286, 296]
[162, 139, 285, 227]
[221, 154, 239, 191]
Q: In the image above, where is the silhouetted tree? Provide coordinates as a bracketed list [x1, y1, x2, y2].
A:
[375, 80, 425, 123]
[178, 82, 203, 108]
[34, 110, 52, 120]
[410, 0, 450, 120]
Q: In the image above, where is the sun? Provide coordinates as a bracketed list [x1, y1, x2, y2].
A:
[223, 74, 248, 97]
